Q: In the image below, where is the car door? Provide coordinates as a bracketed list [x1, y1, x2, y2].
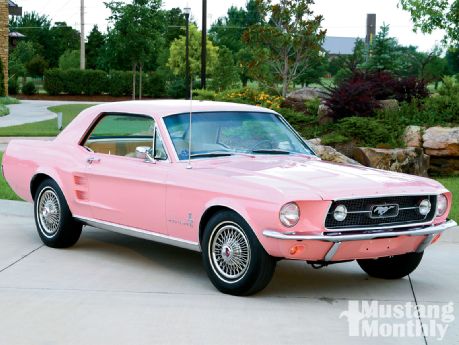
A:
[81, 113, 169, 234]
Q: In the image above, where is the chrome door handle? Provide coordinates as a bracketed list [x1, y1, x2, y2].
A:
[87, 157, 101, 164]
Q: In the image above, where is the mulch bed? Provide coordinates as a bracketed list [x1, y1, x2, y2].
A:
[15, 94, 158, 102]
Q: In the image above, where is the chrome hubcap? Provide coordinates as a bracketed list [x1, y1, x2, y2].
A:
[210, 222, 251, 283]
[37, 189, 61, 237]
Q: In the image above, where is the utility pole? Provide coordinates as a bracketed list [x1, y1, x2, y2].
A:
[201, 0, 207, 89]
[80, 0, 85, 70]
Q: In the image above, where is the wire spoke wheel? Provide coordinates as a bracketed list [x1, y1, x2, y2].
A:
[209, 222, 251, 283]
[37, 188, 61, 237]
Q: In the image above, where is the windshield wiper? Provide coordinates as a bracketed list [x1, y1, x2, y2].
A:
[190, 151, 233, 158]
[251, 149, 291, 155]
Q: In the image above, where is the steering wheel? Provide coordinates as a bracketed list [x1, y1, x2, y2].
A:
[250, 140, 274, 151]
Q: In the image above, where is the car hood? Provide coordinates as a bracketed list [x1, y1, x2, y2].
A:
[194, 156, 445, 201]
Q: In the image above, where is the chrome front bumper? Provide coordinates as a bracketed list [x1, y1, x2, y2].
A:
[263, 219, 457, 261]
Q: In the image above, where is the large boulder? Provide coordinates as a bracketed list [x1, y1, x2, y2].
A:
[429, 157, 459, 176]
[317, 104, 333, 125]
[353, 147, 430, 176]
[403, 125, 423, 148]
[423, 127, 459, 156]
[306, 141, 360, 165]
[286, 87, 327, 102]
[378, 99, 399, 111]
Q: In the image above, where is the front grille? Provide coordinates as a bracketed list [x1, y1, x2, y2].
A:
[325, 195, 437, 230]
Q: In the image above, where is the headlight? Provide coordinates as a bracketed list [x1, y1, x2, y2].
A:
[333, 204, 347, 222]
[436, 194, 448, 217]
[280, 202, 300, 227]
[418, 199, 431, 216]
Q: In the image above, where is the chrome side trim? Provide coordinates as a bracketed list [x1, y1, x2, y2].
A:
[75, 216, 201, 252]
[263, 219, 457, 243]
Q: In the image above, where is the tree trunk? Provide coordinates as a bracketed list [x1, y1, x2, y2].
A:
[282, 54, 289, 97]
[132, 63, 137, 100]
[139, 64, 143, 100]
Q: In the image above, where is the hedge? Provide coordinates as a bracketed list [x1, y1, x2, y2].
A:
[44, 69, 108, 96]
[44, 69, 166, 97]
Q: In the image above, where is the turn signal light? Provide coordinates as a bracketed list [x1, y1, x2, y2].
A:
[289, 245, 304, 255]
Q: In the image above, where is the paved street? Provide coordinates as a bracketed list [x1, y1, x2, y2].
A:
[0, 200, 458, 345]
[0, 100, 99, 128]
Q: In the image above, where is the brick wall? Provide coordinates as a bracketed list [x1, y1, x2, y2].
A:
[0, 0, 8, 96]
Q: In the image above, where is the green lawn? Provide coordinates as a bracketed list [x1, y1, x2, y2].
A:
[436, 177, 459, 222]
[0, 104, 95, 137]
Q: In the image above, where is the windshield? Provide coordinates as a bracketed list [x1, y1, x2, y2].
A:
[163, 111, 314, 160]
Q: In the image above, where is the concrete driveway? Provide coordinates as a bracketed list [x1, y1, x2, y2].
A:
[0, 200, 458, 345]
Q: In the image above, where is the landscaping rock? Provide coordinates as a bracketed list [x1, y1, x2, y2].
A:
[429, 157, 459, 176]
[423, 127, 459, 156]
[403, 125, 423, 148]
[317, 104, 333, 125]
[287, 87, 326, 102]
[353, 147, 429, 176]
[378, 99, 399, 111]
[306, 141, 360, 165]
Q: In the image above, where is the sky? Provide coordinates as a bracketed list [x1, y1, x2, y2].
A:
[14, 0, 446, 52]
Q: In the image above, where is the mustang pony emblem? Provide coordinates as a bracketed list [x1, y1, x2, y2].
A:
[373, 205, 395, 216]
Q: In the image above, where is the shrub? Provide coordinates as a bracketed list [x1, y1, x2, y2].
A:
[44, 69, 65, 95]
[21, 81, 37, 95]
[193, 89, 217, 100]
[218, 87, 283, 109]
[0, 104, 8, 116]
[143, 72, 165, 98]
[325, 70, 429, 121]
[393, 76, 428, 102]
[26, 55, 48, 78]
[58, 50, 80, 70]
[8, 78, 19, 95]
[81, 70, 107, 96]
[44, 69, 108, 96]
[63, 69, 85, 94]
[165, 77, 186, 99]
[108, 70, 133, 97]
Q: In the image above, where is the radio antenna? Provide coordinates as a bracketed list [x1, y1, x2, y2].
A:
[186, 79, 193, 169]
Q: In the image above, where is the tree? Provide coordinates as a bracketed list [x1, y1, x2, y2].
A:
[26, 55, 48, 78]
[364, 25, 404, 73]
[243, 0, 326, 96]
[9, 41, 36, 84]
[86, 25, 106, 70]
[211, 47, 240, 91]
[48, 22, 80, 67]
[446, 47, 459, 75]
[9, 12, 51, 58]
[105, 0, 165, 99]
[59, 50, 80, 70]
[210, 1, 263, 55]
[164, 8, 187, 47]
[167, 25, 218, 81]
[400, 0, 459, 44]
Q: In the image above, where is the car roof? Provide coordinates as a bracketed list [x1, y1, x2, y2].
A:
[88, 100, 277, 118]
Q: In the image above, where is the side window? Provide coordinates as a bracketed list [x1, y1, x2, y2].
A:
[84, 114, 155, 158]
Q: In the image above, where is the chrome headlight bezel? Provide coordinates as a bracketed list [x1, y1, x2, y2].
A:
[279, 202, 300, 228]
[436, 194, 448, 217]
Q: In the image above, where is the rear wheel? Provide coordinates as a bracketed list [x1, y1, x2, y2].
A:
[357, 251, 424, 279]
[34, 179, 82, 248]
[202, 211, 276, 296]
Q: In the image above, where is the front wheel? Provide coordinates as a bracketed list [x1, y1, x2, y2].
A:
[357, 251, 424, 279]
[202, 211, 276, 296]
[34, 179, 82, 248]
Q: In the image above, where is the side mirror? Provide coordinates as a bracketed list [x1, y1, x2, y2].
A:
[135, 146, 155, 163]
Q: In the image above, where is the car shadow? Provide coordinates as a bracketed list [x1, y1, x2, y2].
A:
[77, 227, 412, 299]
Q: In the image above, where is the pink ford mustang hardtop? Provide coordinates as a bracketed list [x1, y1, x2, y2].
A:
[2, 100, 456, 295]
